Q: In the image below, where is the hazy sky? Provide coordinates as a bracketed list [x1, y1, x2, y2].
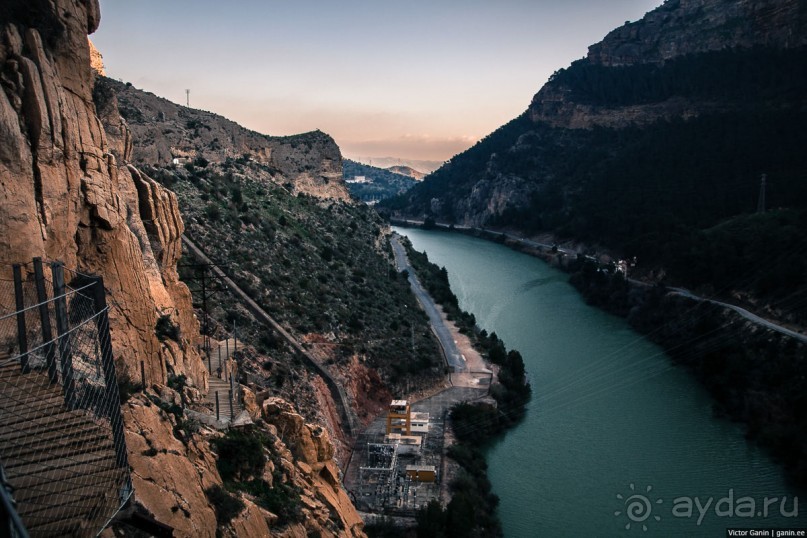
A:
[93, 0, 660, 162]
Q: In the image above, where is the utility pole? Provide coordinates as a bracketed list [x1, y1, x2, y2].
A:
[185, 89, 190, 107]
[757, 173, 767, 213]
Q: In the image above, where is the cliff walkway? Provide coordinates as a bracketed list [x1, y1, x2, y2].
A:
[202, 338, 243, 424]
[0, 259, 131, 537]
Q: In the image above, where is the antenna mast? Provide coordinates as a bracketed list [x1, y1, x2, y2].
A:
[757, 173, 767, 213]
[185, 89, 190, 107]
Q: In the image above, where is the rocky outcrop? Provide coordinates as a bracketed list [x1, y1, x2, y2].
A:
[0, 0, 204, 390]
[587, 0, 807, 67]
[124, 396, 220, 536]
[100, 78, 350, 201]
[262, 398, 365, 538]
[528, 0, 807, 128]
[89, 38, 105, 75]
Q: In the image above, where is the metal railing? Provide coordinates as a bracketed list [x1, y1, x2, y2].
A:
[0, 258, 131, 537]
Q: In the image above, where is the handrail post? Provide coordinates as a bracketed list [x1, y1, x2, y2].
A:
[51, 262, 76, 406]
[32, 258, 58, 384]
[12, 264, 29, 373]
[215, 391, 220, 421]
[90, 275, 132, 488]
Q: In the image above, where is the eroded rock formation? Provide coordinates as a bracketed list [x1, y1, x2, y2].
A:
[1, 0, 204, 397]
[1, 1, 365, 535]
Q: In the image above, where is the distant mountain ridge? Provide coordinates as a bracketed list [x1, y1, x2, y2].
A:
[350, 156, 442, 174]
[387, 165, 426, 180]
[383, 0, 807, 315]
[342, 159, 416, 202]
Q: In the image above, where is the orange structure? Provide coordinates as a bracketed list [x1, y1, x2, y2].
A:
[386, 399, 411, 435]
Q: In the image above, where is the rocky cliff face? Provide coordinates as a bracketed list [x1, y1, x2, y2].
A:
[106, 79, 350, 201]
[530, 0, 807, 128]
[1, 1, 364, 535]
[89, 37, 105, 75]
[1, 0, 204, 400]
[587, 0, 807, 67]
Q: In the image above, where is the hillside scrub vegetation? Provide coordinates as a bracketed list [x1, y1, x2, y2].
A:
[145, 159, 444, 407]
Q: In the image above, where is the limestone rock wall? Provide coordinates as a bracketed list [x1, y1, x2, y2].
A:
[529, 0, 807, 129]
[1, 1, 212, 530]
[0, 0, 205, 390]
[262, 398, 365, 538]
[587, 0, 807, 67]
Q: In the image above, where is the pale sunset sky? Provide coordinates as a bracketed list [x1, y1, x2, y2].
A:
[93, 1, 660, 163]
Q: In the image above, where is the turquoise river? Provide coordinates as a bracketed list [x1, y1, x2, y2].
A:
[396, 227, 804, 537]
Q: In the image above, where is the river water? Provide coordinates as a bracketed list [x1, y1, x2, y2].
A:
[395, 227, 803, 537]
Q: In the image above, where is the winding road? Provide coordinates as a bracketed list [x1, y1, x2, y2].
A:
[389, 234, 467, 373]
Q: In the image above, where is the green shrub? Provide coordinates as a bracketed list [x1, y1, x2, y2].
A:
[155, 314, 180, 342]
[205, 485, 244, 526]
[236, 478, 303, 526]
[211, 430, 265, 482]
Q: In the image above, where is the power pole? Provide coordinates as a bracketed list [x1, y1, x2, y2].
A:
[185, 89, 190, 107]
[757, 173, 767, 213]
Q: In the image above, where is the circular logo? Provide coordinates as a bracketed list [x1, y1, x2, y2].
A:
[615, 483, 663, 531]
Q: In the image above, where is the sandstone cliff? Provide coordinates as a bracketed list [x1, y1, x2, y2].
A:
[1, 1, 365, 535]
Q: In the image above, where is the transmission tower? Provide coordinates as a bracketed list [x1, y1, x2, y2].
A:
[757, 173, 766, 213]
[185, 89, 190, 107]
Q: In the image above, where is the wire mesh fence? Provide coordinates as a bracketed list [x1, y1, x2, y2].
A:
[0, 258, 131, 538]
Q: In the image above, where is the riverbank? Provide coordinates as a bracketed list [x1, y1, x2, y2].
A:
[398, 235, 531, 538]
[357, 233, 531, 538]
[392, 219, 807, 491]
[390, 218, 807, 341]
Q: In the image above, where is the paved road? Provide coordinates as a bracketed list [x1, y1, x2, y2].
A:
[668, 288, 807, 344]
[392, 219, 807, 344]
[389, 234, 467, 373]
